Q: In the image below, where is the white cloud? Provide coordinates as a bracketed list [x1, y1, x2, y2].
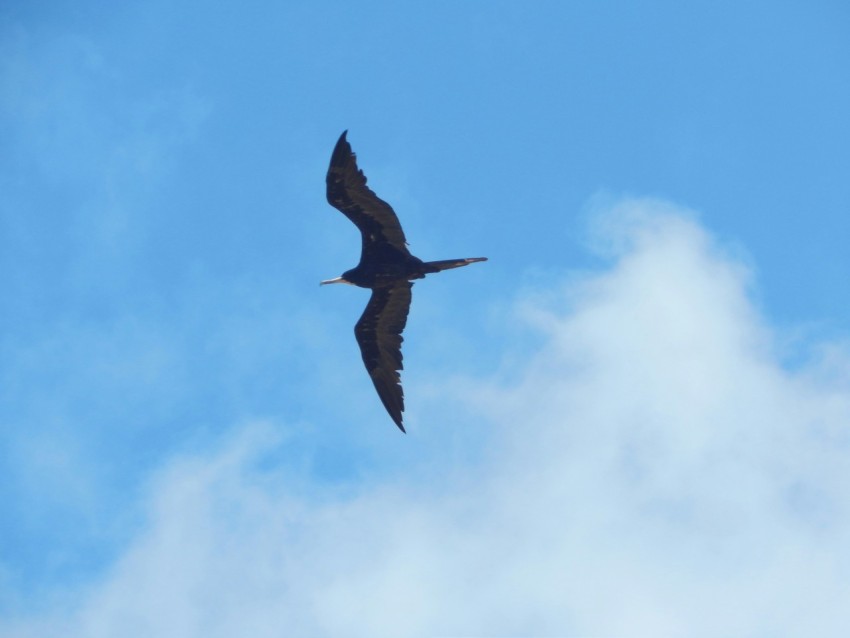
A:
[5, 199, 849, 637]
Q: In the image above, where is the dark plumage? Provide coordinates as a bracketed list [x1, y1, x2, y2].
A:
[322, 131, 487, 432]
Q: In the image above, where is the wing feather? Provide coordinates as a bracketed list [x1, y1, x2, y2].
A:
[354, 282, 413, 431]
[326, 131, 410, 258]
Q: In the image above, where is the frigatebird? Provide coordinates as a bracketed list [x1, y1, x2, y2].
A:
[321, 131, 487, 432]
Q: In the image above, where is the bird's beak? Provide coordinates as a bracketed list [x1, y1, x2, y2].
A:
[320, 277, 350, 286]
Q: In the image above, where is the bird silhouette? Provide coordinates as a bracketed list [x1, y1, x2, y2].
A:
[322, 131, 487, 432]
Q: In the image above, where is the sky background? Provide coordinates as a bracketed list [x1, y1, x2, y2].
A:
[1, 1, 849, 636]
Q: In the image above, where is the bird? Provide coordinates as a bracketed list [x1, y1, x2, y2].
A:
[322, 131, 487, 432]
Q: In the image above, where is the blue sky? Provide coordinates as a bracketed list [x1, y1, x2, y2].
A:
[2, 1, 849, 635]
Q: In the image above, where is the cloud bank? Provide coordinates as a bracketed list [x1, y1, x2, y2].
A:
[5, 200, 849, 637]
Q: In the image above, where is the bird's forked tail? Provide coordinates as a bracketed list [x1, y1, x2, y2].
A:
[423, 257, 488, 273]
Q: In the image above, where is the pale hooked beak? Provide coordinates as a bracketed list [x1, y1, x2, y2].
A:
[319, 277, 352, 286]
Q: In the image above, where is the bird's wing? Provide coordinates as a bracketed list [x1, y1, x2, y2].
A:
[354, 281, 413, 432]
[326, 131, 411, 257]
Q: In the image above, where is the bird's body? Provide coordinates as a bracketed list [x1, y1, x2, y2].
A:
[322, 131, 487, 432]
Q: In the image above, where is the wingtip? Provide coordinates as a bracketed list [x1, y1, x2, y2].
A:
[391, 413, 406, 433]
[331, 130, 353, 159]
[328, 131, 354, 175]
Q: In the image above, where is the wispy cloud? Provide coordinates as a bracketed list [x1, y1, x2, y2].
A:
[4, 200, 849, 637]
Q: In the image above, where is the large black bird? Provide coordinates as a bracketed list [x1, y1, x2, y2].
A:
[322, 131, 487, 432]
